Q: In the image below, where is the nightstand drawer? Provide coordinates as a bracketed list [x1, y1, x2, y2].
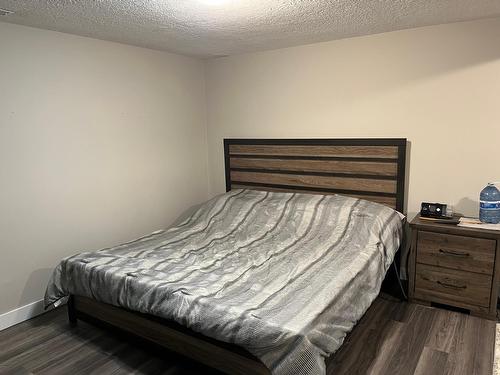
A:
[414, 264, 492, 308]
[416, 231, 495, 275]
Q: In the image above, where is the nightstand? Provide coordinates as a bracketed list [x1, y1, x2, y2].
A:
[408, 215, 500, 320]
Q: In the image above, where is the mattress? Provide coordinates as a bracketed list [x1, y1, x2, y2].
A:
[45, 189, 403, 375]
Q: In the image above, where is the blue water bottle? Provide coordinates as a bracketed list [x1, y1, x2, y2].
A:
[479, 182, 500, 224]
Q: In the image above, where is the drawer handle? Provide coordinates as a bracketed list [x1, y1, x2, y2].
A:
[438, 249, 470, 258]
[437, 280, 467, 290]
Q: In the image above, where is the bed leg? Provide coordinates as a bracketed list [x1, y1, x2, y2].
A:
[68, 295, 77, 326]
[381, 259, 407, 301]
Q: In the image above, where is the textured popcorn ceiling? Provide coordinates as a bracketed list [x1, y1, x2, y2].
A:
[0, 1, 499, 58]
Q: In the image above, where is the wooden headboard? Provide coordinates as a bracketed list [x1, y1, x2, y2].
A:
[224, 138, 407, 212]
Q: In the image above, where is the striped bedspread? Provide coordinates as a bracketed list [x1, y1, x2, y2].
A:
[45, 189, 403, 375]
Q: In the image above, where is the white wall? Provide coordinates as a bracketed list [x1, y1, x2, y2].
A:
[0, 22, 209, 315]
[205, 17, 500, 218]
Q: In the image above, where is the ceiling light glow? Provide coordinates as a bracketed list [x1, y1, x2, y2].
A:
[198, 0, 228, 6]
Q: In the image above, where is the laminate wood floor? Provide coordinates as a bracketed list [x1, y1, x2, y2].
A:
[0, 296, 495, 375]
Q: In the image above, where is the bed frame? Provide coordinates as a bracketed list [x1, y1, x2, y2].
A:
[68, 138, 407, 375]
[224, 138, 407, 212]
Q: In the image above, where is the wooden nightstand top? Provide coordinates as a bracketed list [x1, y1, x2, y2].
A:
[410, 214, 500, 240]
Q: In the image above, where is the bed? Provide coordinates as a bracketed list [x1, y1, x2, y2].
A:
[45, 138, 407, 375]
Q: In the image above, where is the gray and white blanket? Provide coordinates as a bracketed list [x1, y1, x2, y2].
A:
[45, 189, 403, 375]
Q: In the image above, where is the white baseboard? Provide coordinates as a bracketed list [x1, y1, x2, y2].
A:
[0, 299, 52, 331]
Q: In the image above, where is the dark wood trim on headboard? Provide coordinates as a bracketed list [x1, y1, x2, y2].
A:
[223, 138, 407, 213]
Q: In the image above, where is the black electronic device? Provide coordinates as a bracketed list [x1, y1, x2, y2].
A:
[420, 202, 450, 218]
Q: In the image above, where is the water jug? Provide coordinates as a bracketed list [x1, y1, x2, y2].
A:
[479, 183, 500, 224]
